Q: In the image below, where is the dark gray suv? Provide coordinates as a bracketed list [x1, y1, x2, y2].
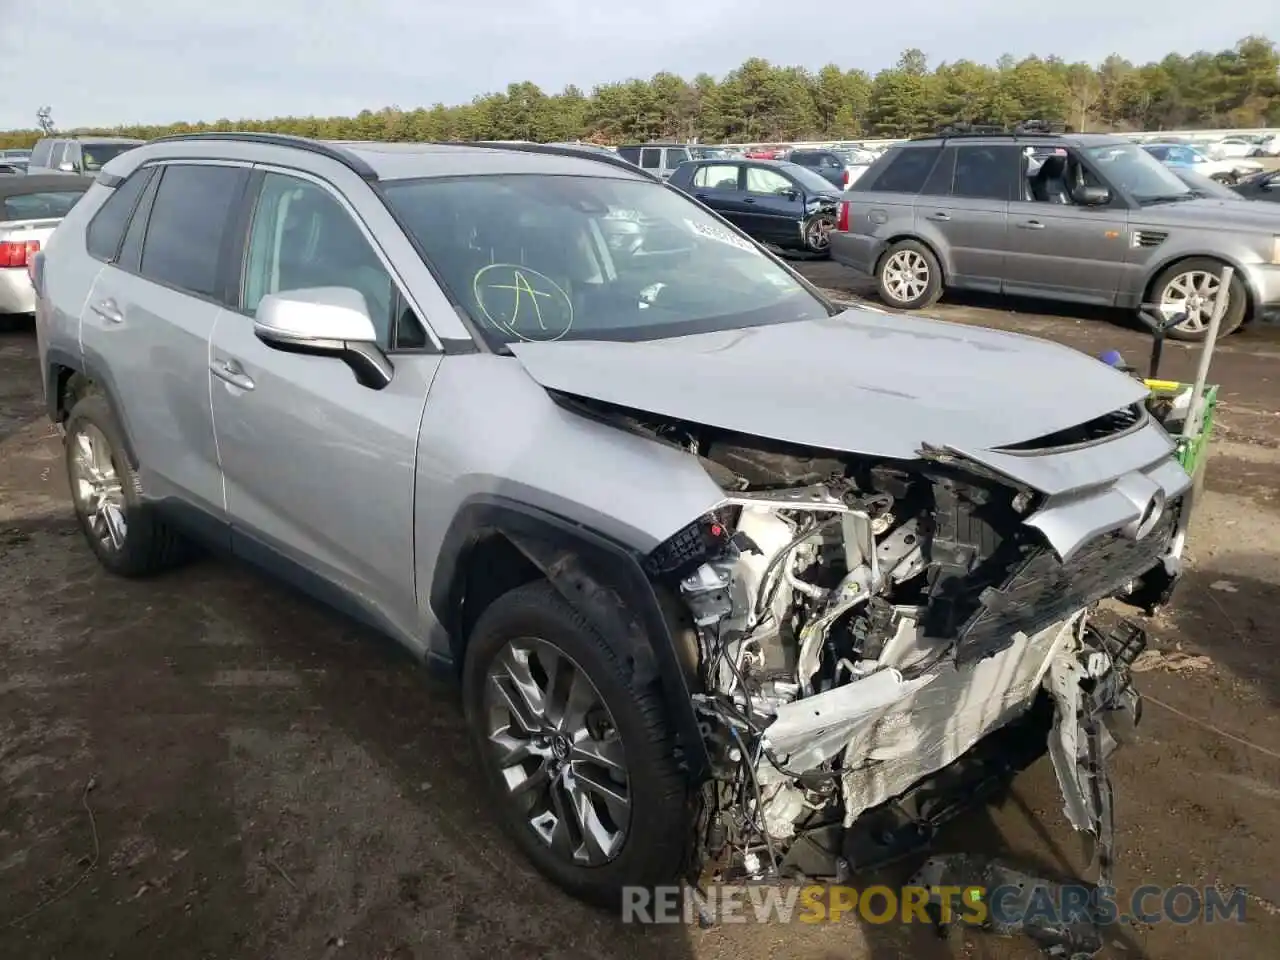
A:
[830, 131, 1280, 341]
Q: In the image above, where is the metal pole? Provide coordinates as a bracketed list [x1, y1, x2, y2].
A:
[1181, 265, 1230, 440]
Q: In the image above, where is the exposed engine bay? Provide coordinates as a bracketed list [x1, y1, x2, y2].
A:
[562, 393, 1177, 890]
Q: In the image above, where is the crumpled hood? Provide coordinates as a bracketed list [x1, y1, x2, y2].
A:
[511, 308, 1149, 462]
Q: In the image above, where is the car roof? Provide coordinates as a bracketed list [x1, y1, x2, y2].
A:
[0, 174, 96, 201]
[107, 134, 657, 185]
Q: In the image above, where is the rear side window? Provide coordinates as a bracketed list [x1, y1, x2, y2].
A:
[862, 146, 942, 194]
[139, 164, 247, 300]
[790, 152, 819, 166]
[951, 145, 1020, 201]
[640, 148, 662, 170]
[2, 190, 87, 221]
[617, 146, 640, 164]
[31, 140, 52, 166]
[49, 143, 67, 168]
[86, 167, 154, 261]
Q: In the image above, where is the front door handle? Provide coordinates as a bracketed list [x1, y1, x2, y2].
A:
[742, 197, 757, 204]
[90, 298, 123, 323]
[210, 358, 255, 391]
[1018, 220, 1046, 230]
[925, 212, 951, 221]
[695, 193, 710, 202]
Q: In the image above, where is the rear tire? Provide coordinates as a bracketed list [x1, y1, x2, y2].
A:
[462, 580, 691, 908]
[1152, 257, 1247, 343]
[876, 239, 943, 310]
[64, 391, 190, 577]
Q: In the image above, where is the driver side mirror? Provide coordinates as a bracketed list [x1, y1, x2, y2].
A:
[780, 188, 800, 201]
[1073, 184, 1111, 206]
[253, 287, 393, 390]
[58, 161, 75, 173]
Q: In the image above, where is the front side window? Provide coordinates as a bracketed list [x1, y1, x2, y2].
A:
[745, 167, 793, 194]
[381, 173, 831, 347]
[1084, 143, 1192, 203]
[692, 165, 741, 190]
[139, 164, 247, 299]
[2, 190, 88, 221]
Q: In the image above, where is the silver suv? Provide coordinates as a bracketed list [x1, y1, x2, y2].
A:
[35, 133, 1190, 905]
[27, 136, 144, 176]
[830, 131, 1280, 341]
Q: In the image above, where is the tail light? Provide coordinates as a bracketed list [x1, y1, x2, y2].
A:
[0, 238, 40, 269]
[836, 201, 850, 232]
[842, 169, 850, 187]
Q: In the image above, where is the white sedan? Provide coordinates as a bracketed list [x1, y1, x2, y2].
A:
[1205, 136, 1258, 160]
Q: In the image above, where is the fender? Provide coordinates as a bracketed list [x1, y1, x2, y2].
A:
[44, 345, 141, 468]
[430, 495, 710, 782]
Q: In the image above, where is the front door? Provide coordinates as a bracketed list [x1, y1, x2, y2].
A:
[1003, 149, 1131, 304]
[208, 169, 440, 649]
[742, 165, 806, 245]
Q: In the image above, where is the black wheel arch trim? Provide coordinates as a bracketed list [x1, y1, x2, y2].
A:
[44, 345, 140, 468]
[430, 495, 710, 782]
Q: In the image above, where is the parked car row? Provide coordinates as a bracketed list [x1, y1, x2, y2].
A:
[825, 129, 1280, 341]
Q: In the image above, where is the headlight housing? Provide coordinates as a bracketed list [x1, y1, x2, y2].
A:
[1271, 235, 1280, 266]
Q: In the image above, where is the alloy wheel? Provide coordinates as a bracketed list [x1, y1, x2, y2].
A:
[806, 216, 833, 251]
[484, 637, 631, 866]
[882, 249, 929, 303]
[69, 424, 127, 552]
[1160, 270, 1227, 335]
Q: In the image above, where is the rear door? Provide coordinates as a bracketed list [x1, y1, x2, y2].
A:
[913, 144, 1015, 292]
[79, 161, 249, 536]
[688, 163, 748, 226]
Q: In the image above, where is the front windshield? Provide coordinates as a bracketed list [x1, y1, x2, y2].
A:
[782, 164, 840, 193]
[80, 143, 139, 171]
[382, 174, 830, 346]
[1084, 143, 1192, 203]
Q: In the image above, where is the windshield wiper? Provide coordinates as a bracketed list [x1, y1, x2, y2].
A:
[1138, 194, 1196, 205]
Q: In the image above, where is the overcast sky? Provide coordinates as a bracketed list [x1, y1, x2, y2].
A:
[1, 0, 1274, 130]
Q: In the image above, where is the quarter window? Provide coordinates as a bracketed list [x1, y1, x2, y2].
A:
[692, 164, 741, 190]
[864, 147, 942, 194]
[139, 164, 247, 300]
[86, 167, 154, 261]
[639, 148, 662, 170]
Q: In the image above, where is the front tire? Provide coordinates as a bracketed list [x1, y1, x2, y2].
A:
[462, 580, 691, 907]
[1152, 257, 1247, 342]
[876, 239, 943, 310]
[802, 213, 835, 256]
[64, 391, 189, 577]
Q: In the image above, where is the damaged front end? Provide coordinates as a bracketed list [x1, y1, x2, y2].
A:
[624, 420, 1182, 892]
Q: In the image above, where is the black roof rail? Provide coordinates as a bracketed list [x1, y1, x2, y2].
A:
[922, 119, 1069, 141]
[437, 140, 662, 182]
[142, 131, 380, 181]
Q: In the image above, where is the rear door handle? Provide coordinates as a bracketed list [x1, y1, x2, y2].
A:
[210, 358, 255, 391]
[695, 193, 710, 202]
[90, 298, 123, 323]
[925, 212, 951, 221]
[1018, 220, 1046, 230]
[742, 197, 757, 204]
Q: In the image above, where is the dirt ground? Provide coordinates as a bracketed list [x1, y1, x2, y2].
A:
[2, 275, 1278, 960]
